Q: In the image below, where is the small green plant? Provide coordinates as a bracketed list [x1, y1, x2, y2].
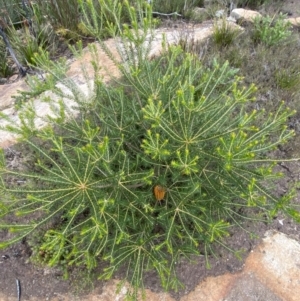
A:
[0, 0, 26, 26]
[12, 48, 69, 107]
[28, 229, 70, 280]
[78, 0, 152, 39]
[152, 0, 204, 15]
[33, 0, 81, 41]
[252, 13, 292, 46]
[30, 2, 59, 51]
[236, 0, 267, 9]
[275, 68, 300, 90]
[190, 13, 300, 122]
[7, 24, 49, 66]
[0, 1, 300, 300]
[212, 17, 241, 47]
[13, 74, 58, 108]
[0, 41, 13, 78]
[78, 0, 123, 39]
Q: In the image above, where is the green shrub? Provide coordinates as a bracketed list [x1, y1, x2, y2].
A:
[275, 68, 300, 90]
[0, 1, 300, 299]
[33, 0, 81, 40]
[152, 0, 204, 15]
[252, 13, 292, 46]
[0, 41, 13, 78]
[78, 0, 157, 39]
[236, 0, 267, 9]
[12, 48, 69, 107]
[6, 1, 58, 68]
[78, 0, 124, 38]
[30, 2, 59, 49]
[0, 0, 26, 26]
[7, 26, 48, 66]
[212, 18, 241, 47]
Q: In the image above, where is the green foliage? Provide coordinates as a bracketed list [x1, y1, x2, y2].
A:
[29, 3, 58, 50]
[236, 0, 268, 9]
[193, 22, 300, 114]
[252, 13, 292, 46]
[0, 0, 26, 25]
[1, 48, 299, 295]
[13, 74, 58, 108]
[78, 0, 154, 39]
[275, 68, 300, 90]
[78, 0, 123, 39]
[7, 25, 49, 66]
[212, 18, 241, 47]
[33, 0, 81, 40]
[152, 0, 204, 15]
[0, 41, 13, 78]
[0, 1, 60, 74]
[12, 49, 69, 107]
[1, 1, 300, 299]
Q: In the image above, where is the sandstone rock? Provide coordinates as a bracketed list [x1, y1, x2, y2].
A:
[215, 9, 226, 18]
[226, 16, 237, 23]
[66, 39, 122, 84]
[0, 79, 28, 110]
[230, 8, 262, 23]
[214, 19, 243, 32]
[85, 280, 175, 301]
[287, 17, 300, 27]
[8, 74, 19, 82]
[181, 274, 238, 301]
[245, 230, 300, 301]
[224, 272, 283, 301]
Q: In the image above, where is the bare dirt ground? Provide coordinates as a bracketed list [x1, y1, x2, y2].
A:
[1, 1, 300, 300]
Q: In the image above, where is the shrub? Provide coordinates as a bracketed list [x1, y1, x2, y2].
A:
[252, 13, 292, 46]
[236, 0, 267, 9]
[0, 41, 13, 78]
[151, 0, 204, 15]
[77, 0, 124, 39]
[275, 68, 300, 90]
[0, 0, 25, 26]
[12, 47, 69, 107]
[33, 0, 81, 40]
[7, 25, 48, 66]
[78, 0, 157, 39]
[0, 1, 300, 299]
[212, 17, 241, 47]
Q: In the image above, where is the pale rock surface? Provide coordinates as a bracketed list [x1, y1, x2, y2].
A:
[178, 231, 300, 301]
[215, 9, 226, 18]
[245, 230, 300, 301]
[287, 16, 300, 27]
[181, 274, 238, 301]
[0, 80, 28, 110]
[66, 38, 122, 83]
[230, 8, 262, 22]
